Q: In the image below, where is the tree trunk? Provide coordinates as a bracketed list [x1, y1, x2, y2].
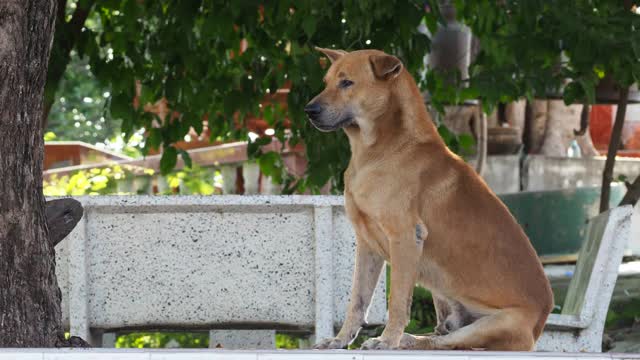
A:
[525, 99, 599, 156]
[0, 0, 63, 347]
[526, 99, 549, 154]
[600, 87, 629, 213]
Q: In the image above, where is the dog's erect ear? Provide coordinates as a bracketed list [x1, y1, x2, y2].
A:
[369, 54, 403, 80]
[315, 47, 347, 63]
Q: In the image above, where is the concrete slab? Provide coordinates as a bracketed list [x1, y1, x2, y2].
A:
[0, 349, 636, 360]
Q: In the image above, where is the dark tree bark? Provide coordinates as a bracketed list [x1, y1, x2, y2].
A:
[574, 104, 590, 136]
[0, 0, 63, 346]
[600, 87, 629, 213]
[619, 174, 640, 207]
[46, 198, 83, 246]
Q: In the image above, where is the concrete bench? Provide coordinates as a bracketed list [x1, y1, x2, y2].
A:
[55, 196, 387, 347]
[56, 195, 637, 351]
[536, 203, 638, 352]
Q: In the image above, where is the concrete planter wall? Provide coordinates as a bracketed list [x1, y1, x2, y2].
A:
[55, 196, 387, 344]
[500, 186, 626, 259]
[524, 155, 640, 191]
[480, 155, 521, 194]
[478, 154, 640, 195]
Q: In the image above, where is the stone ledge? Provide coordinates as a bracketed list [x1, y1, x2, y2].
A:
[62, 195, 346, 208]
[0, 349, 636, 360]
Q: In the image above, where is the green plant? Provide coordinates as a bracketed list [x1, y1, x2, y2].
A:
[419, 2, 637, 111]
[116, 332, 209, 348]
[160, 165, 221, 195]
[47, 51, 120, 144]
[43, 165, 135, 196]
[406, 286, 437, 335]
[275, 333, 303, 349]
[46, 0, 435, 193]
[43, 163, 223, 196]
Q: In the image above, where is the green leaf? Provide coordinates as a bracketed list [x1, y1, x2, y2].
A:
[146, 128, 162, 151]
[258, 151, 279, 176]
[458, 134, 476, 153]
[179, 149, 193, 169]
[160, 146, 178, 175]
[302, 17, 317, 38]
[258, 151, 283, 183]
[44, 131, 57, 141]
[593, 65, 606, 79]
[247, 136, 272, 158]
[563, 81, 585, 105]
[437, 124, 453, 144]
[578, 78, 596, 104]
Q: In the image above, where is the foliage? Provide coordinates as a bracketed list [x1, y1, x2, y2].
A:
[437, 125, 475, 157]
[114, 332, 308, 349]
[43, 164, 220, 196]
[428, 1, 640, 112]
[47, 0, 433, 193]
[101, 130, 146, 158]
[47, 51, 120, 144]
[43, 165, 134, 196]
[116, 332, 208, 348]
[406, 286, 437, 335]
[606, 297, 640, 330]
[160, 166, 221, 195]
[275, 333, 304, 349]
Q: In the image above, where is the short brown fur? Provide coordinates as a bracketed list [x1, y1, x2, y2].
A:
[307, 48, 554, 351]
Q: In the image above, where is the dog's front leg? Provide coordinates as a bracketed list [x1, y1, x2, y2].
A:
[361, 223, 424, 350]
[314, 237, 384, 349]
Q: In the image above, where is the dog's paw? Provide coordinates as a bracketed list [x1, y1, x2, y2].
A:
[398, 333, 439, 350]
[397, 333, 418, 349]
[360, 337, 394, 350]
[313, 337, 347, 350]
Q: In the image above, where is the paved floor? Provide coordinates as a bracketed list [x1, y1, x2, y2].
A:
[1, 349, 639, 360]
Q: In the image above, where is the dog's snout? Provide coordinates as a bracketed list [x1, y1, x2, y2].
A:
[304, 102, 323, 119]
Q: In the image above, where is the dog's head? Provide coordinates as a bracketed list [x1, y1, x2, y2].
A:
[305, 47, 404, 132]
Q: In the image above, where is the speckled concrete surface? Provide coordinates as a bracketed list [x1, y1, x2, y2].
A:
[0, 349, 636, 360]
[536, 206, 635, 352]
[54, 196, 387, 344]
[209, 330, 276, 350]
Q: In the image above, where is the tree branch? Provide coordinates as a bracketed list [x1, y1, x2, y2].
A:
[42, 0, 96, 130]
[57, 0, 66, 25]
[56, 0, 93, 62]
[619, 174, 640, 206]
[600, 87, 629, 213]
[573, 104, 589, 136]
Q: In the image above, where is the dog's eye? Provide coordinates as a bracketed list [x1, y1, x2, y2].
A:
[339, 79, 354, 89]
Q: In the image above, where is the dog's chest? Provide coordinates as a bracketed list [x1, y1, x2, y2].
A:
[344, 176, 414, 258]
[346, 167, 411, 218]
[344, 197, 391, 258]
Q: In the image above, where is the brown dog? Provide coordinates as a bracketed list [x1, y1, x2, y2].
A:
[305, 48, 553, 351]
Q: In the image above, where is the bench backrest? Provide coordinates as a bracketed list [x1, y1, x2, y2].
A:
[55, 196, 388, 341]
[499, 186, 625, 261]
[561, 205, 633, 319]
